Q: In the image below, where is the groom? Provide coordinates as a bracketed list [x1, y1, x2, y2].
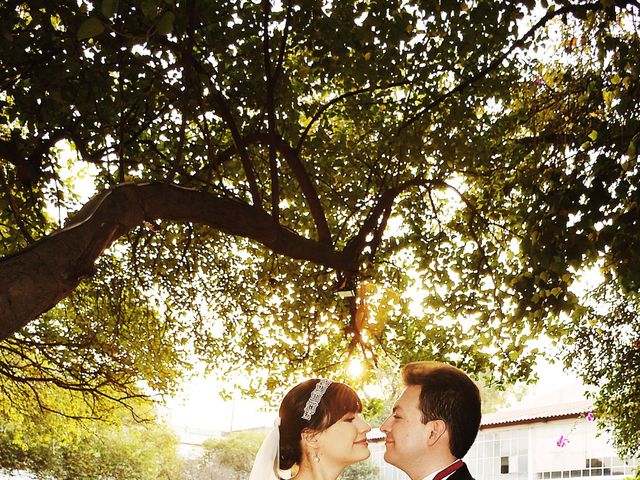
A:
[380, 361, 481, 480]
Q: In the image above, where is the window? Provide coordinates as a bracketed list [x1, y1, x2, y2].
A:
[501, 457, 509, 474]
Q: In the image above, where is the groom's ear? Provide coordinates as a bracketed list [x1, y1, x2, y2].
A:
[301, 428, 320, 447]
[426, 419, 447, 447]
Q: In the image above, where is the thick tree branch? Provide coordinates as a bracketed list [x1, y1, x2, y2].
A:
[0, 182, 353, 340]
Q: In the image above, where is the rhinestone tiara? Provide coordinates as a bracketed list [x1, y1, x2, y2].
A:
[301, 379, 333, 420]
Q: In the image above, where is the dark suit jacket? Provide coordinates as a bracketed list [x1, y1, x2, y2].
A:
[448, 464, 475, 480]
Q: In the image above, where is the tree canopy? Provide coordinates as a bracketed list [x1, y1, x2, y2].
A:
[1, 0, 639, 456]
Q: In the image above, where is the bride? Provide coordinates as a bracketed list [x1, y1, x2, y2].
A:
[249, 378, 372, 480]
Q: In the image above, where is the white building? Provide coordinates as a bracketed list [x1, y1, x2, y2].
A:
[369, 400, 639, 480]
[466, 400, 638, 480]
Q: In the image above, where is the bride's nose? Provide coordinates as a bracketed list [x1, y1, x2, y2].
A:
[357, 416, 371, 432]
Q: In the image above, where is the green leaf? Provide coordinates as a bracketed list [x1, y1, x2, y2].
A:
[101, 0, 119, 18]
[156, 12, 175, 35]
[77, 17, 105, 40]
[141, 0, 158, 18]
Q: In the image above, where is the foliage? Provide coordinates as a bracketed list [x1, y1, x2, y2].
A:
[0, 407, 183, 480]
[0, 252, 191, 420]
[182, 455, 240, 480]
[200, 430, 265, 479]
[566, 278, 640, 458]
[362, 397, 386, 425]
[0, 0, 639, 456]
[340, 459, 379, 480]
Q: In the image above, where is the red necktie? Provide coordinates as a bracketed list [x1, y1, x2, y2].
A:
[433, 460, 464, 480]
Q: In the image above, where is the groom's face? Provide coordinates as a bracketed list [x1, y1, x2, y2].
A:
[380, 385, 431, 469]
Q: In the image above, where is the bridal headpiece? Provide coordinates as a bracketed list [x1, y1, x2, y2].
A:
[302, 378, 333, 420]
[248, 417, 281, 480]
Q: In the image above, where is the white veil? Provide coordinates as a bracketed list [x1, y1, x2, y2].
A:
[249, 419, 281, 480]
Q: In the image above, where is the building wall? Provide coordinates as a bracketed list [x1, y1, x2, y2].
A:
[464, 418, 638, 480]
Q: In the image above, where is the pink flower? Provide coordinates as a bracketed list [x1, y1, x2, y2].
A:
[557, 435, 569, 447]
[535, 77, 543, 85]
[586, 412, 595, 422]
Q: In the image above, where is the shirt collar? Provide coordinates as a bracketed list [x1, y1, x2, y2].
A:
[421, 459, 462, 480]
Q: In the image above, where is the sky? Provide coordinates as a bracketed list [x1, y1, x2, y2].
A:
[163, 375, 277, 433]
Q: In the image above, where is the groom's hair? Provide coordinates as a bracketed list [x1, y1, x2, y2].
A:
[402, 361, 481, 458]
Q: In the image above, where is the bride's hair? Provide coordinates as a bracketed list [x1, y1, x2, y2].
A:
[278, 379, 362, 470]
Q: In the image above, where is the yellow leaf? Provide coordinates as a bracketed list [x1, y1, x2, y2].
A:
[627, 141, 637, 160]
[588, 130, 598, 141]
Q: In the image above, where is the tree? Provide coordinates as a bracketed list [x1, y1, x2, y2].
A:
[1, 0, 639, 457]
[0, 406, 184, 480]
[189, 431, 265, 480]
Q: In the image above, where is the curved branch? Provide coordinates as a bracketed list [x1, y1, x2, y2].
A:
[345, 177, 440, 258]
[202, 132, 332, 245]
[295, 79, 412, 154]
[254, 132, 332, 245]
[263, 0, 280, 222]
[170, 32, 262, 205]
[0, 182, 353, 340]
[272, 0, 292, 87]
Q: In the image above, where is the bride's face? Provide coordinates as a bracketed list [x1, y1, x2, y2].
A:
[316, 411, 371, 467]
